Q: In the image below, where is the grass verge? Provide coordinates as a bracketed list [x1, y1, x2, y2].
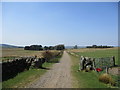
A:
[70, 55, 108, 88]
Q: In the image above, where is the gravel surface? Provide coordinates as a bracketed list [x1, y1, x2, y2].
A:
[108, 67, 120, 75]
[26, 51, 73, 88]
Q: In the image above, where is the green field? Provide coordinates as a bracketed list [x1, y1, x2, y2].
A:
[69, 48, 118, 65]
[69, 48, 119, 88]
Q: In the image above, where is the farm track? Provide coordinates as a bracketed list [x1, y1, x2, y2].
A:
[26, 51, 73, 88]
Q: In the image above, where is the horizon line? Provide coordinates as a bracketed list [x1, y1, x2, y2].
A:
[0, 43, 118, 47]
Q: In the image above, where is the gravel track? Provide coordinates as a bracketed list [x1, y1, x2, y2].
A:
[26, 51, 73, 88]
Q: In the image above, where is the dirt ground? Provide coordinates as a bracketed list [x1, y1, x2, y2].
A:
[108, 67, 120, 76]
[26, 51, 73, 88]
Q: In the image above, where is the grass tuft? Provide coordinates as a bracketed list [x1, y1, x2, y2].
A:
[99, 73, 115, 86]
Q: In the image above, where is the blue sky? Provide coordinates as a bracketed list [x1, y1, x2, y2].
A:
[2, 2, 118, 46]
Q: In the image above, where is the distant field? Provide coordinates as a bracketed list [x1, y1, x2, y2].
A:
[1, 48, 58, 61]
[2, 48, 44, 57]
[68, 47, 118, 65]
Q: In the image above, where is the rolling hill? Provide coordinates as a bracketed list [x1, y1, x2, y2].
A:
[0, 44, 23, 48]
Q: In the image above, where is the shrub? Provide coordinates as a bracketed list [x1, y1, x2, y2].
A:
[54, 44, 65, 50]
[99, 73, 115, 86]
[42, 51, 53, 62]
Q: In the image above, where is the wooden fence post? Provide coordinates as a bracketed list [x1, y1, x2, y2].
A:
[92, 58, 96, 70]
[106, 66, 108, 74]
[112, 56, 115, 66]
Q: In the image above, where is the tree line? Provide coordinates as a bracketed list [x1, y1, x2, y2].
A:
[24, 44, 65, 50]
[86, 45, 113, 48]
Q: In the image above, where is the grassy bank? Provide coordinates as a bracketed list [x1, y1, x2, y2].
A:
[70, 55, 107, 88]
[2, 55, 62, 88]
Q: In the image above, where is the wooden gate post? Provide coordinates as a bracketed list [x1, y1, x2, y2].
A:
[92, 58, 96, 70]
[106, 66, 108, 74]
[112, 56, 115, 66]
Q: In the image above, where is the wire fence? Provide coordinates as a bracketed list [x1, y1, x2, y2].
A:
[94, 56, 115, 70]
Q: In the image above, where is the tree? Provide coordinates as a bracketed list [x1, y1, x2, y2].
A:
[74, 45, 78, 49]
[24, 45, 43, 50]
[44, 46, 49, 50]
[54, 44, 65, 50]
[24, 46, 30, 50]
[92, 45, 97, 48]
[49, 46, 54, 50]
